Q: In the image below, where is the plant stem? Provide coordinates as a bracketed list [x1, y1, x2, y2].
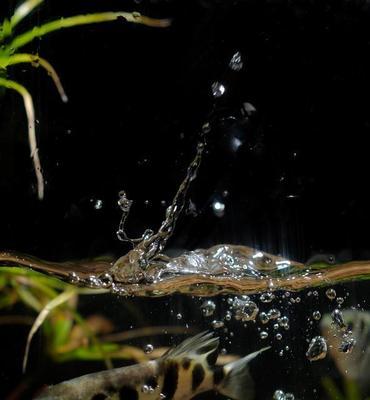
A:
[6, 53, 68, 102]
[0, 77, 44, 199]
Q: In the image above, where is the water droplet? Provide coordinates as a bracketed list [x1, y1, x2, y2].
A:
[260, 292, 275, 303]
[326, 288, 337, 300]
[306, 336, 327, 361]
[211, 81, 226, 98]
[229, 51, 243, 71]
[176, 313, 182, 320]
[212, 201, 225, 218]
[260, 331, 269, 339]
[144, 344, 154, 354]
[212, 320, 224, 329]
[312, 311, 321, 320]
[276, 333, 283, 340]
[201, 300, 216, 317]
[225, 311, 232, 321]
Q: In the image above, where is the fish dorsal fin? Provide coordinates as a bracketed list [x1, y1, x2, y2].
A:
[163, 331, 219, 366]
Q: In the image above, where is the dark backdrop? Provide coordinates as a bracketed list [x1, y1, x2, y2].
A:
[1, 0, 370, 264]
[1, 1, 370, 399]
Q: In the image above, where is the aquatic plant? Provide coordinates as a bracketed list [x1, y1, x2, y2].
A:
[322, 376, 370, 400]
[0, 0, 170, 199]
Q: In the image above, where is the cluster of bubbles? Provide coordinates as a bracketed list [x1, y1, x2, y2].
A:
[200, 292, 294, 347]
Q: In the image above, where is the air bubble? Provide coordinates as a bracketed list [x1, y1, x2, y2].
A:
[337, 297, 344, 305]
[259, 312, 269, 324]
[176, 313, 182, 320]
[268, 309, 281, 320]
[144, 344, 154, 354]
[260, 331, 269, 339]
[212, 320, 225, 329]
[312, 311, 321, 320]
[201, 300, 216, 317]
[339, 335, 356, 353]
[331, 309, 346, 330]
[232, 298, 259, 322]
[306, 336, 327, 361]
[326, 288, 336, 300]
[260, 292, 275, 303]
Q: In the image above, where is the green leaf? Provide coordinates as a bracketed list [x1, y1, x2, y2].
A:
[322, 376, 345, 400]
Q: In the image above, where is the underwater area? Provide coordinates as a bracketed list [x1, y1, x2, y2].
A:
[2, 0, 370, 399]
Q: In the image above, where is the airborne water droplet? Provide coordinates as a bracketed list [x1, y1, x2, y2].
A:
[211, 81, 226, 98]
[229, 51, 243, 71]
[212, 201, 225, 217]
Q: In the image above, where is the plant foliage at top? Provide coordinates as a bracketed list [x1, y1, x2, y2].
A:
[0, 0, 169, 200]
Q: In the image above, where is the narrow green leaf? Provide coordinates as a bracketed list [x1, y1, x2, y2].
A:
[8, 12, 170, 52]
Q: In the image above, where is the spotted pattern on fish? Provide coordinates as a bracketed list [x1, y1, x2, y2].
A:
[213, 365, 225, 385]
[181, 357, 191, 370]
[145, 376, 158, 390]
[35, 332, 270, 400]
[119, 385, 138, 400]
[91, 394, 106, 400]
[192, 363, 205, 392]
[161, 361, 179, 399]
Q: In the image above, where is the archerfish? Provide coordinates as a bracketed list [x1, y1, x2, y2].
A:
[35, 331, 269, 400]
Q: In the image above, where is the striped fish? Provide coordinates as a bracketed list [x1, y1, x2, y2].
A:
[35, 331, 269, 400]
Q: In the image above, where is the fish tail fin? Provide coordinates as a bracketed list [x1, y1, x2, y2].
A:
[217, 347, 270, 400]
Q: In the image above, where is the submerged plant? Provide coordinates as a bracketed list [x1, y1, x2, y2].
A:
[0, 265, 186, 376]
[0, 0, 170, 199]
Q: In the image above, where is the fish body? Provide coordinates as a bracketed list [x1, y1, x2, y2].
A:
[35, 331, 269, 400]
[321, 309, 370, 392]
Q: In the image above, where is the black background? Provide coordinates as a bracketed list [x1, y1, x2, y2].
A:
[1, 0, 370, 399]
